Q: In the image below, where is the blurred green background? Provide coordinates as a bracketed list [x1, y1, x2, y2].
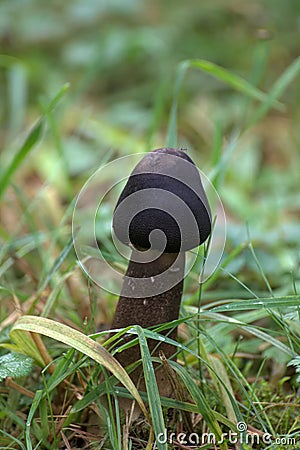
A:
[1, 0, 299, 292]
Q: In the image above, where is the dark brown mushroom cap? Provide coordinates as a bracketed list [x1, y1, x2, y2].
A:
[113, 148, 211, 253]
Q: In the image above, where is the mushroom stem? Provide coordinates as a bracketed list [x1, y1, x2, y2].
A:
[111, 250, 185, 392]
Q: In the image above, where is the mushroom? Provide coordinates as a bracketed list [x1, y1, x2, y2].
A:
[111, 148, 211, 399]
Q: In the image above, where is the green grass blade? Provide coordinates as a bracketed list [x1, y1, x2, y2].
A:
[0, 83, 70, 202]
[135, 325, 167, 450]
[0, 119, 44, 201]
[203, 329, 274, 433]
[113, 386, 237, 431]
[26, 389, 44, 450]
[166, 61, 189, 147]
[243, 325, 296, 357]
[248, 56, 300, 127]
[45, 82, 70, 113]
[205, 311, 297, 357]
[8, 63, 27, 136]
[211, 295, 300, 312]
[209, 355, 237, 424]
[166, 58, 284, 151]
[10, 315, 148, 419]
[188, 59, 284, 109]
[168, 360, 227, 449]
[39, 235, 75, 295]
[0, 429, 26, 450]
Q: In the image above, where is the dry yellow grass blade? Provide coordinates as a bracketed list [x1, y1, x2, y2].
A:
[10, 315, 149, 420]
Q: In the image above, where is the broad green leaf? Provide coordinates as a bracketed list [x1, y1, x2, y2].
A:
[10, 315, 148, 419]
[0, 352, 33, 381]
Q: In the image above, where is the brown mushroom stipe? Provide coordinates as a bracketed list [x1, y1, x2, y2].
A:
[111, 251, 185, 397]
[111, 148, 211, 407]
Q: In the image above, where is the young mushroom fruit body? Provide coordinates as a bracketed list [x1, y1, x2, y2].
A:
[111, 148, 211, 398]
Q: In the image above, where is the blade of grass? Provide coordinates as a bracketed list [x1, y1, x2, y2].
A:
[166, 57, 284, 152]
[0, 119, 44, 201]
[115, 327, 241, 445]
[211, 295, 300, 312]
[188, 59, 284, 109]
[10, 315, 148, 420]
[204, 311, 297, 358]
[110, 324, 243, 439]
[201, 242, 247, 292]
[0, 83, 70, 202]
[45, 82, 70, 113]
[199, 309, 269, 342]
[8, 63, 27, 137]
[25, 389, 43, 450]
[208, 128, 240, 187]
[135, 325, 167, 450]
[39, 100, 72, 197]
[248, 56, 300, 127]
[167, 359, 227, 449]
[239, 40, 270, 123]
[209, 355, 237, 424]
[0, 429, 26, 450]
[247, 227, 273, 296]
[112, 387, 236, 430]
[146, 77, 170, 150]
[39, 235, 75, 295]
[166, 61, 189, 147]
[102, 370, 121, 450]
[203, 329, 275, 434]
